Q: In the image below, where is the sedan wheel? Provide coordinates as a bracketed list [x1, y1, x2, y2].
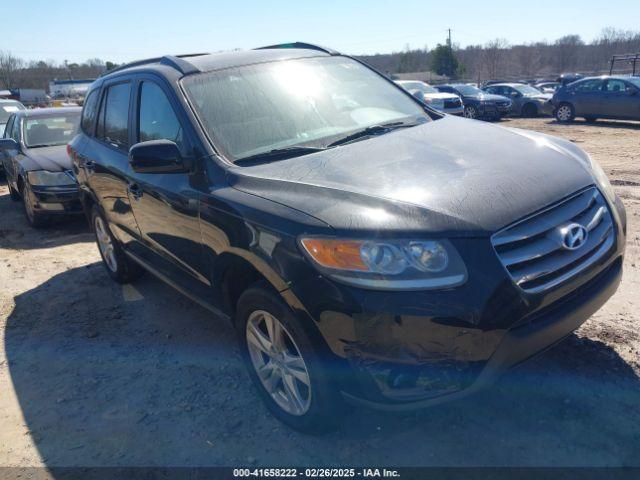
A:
[246, 310, 312, 416]
[555, 104, 574, 123]
[464, 105, 478, 119]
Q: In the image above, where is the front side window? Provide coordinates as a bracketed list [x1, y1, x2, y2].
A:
[138, 82, 184, 148]
[23, 113, 80, 148]
[97, 82, 130, 149]
[81, 89, 100, 134]
[573, 80, 603, 93]
[183, 56, 428, 161]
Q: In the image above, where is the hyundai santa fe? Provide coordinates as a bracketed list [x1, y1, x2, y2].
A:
[69, 43, 627, 432]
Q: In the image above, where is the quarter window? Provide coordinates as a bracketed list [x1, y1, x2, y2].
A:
[138, 82, 184, 149]
[81, 89, 100, 134]
[97, 82, 130, 149]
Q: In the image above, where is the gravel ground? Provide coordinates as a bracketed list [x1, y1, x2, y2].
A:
[0, 117, 638, 468]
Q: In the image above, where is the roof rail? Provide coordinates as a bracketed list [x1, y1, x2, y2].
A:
[100, 53, 209, 77]
[254, 42, 339, 55]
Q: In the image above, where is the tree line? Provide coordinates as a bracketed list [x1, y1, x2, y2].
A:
[357, 28, 640, 82]
[1, 27, 639, 91]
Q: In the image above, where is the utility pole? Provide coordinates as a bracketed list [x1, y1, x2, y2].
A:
[447, 29, 452, 50]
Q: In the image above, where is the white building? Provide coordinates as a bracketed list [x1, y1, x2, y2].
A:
[49, 79, 95, 98]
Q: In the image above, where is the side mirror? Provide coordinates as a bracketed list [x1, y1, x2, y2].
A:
[0, 138, 19, 151]
[411, 90, 425, 102]
[129, 140, 187, 174]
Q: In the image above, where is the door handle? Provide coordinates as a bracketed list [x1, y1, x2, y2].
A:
[127, 183, 143, 200]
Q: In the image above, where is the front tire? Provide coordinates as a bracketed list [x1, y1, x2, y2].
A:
[463, 105, 478, 120]
[555, 103, 575, 123]
[92, 206, 144, 283]
[236, 284, 345, 433]
[21, 183, 47, 228]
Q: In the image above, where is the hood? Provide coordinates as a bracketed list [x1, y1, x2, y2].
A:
[227, 116, 595, 235]
[23, 145, 71, 172]
[423, 92, 459, 101]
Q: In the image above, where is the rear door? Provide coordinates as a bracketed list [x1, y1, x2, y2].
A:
[126, 76, 209, 293]
[600, 79, 640, 119]
[85, 80, 140, 247]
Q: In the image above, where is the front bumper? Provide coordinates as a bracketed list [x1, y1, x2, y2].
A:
[29, 184, 83, 215]
[289, 195, 626, 409]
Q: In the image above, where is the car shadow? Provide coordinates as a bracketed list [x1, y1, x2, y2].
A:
[0, 179, 91, 251]
[546, 119, 640, 130]
[5, 265, 639, 469]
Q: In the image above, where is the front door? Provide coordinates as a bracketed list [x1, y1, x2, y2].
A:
[570, 79, 604, 117]
[126, 77, 209, 294]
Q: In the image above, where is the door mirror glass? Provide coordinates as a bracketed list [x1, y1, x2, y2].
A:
[0, 138, 19, 151]
[129, 140, 186, 174]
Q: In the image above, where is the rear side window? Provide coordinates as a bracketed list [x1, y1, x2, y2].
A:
[138, 82, 184, 149]
[97, 82, 130, 149]
[81, 89, 100, 134]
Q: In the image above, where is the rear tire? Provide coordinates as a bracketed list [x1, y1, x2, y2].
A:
[21, 183, 47, 228]
[8, 183, 20, 201]
[236, 283, 345, 433]
[555, 103, 575, 123]
[91, 206, 144, 283]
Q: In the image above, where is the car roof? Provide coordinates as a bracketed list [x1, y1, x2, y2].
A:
[98, 46, 334, 84]
[15, 107, 81, 118]
[486, 83, 526, 87]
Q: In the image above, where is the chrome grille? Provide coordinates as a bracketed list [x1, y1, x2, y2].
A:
[491, 188, 614, 293]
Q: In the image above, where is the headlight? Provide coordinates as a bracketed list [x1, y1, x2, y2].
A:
[589, 155, 616, 203]
[27, 170, 76, 186]
[299, 237, 467, 290]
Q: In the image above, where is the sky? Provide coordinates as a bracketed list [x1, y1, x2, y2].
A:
[4, 0, 640, 64]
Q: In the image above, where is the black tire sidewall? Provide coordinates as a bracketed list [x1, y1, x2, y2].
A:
[235, 285, 344, 433]
[21, 182, 46, 228]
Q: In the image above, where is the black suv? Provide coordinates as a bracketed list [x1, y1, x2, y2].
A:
[70, 43, 626, 432]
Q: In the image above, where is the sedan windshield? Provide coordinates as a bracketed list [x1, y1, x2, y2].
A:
[183, 56, 429, 162]
[0, 101, 24, 123]
[514, 84, 545, 95]
[452, 85, 483, 96]
[24, 113, 80, 148]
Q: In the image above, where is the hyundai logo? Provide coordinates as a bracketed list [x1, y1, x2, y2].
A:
[560, 223, 588, 250]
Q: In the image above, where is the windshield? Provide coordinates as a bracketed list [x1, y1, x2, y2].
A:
[183, 56, 429, 161]
[399, 81, 438, 94]
[24, 113, 80, 147]
[0, 101, 24, 123]
[452, 85, 483, 96]
[514, 84, 545, 95]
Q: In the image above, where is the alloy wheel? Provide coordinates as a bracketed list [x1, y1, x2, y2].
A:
[94, 215, 118, 273]
[464, 106, 477, 119]
[246, 310, 312, 416]
[557, 105, 573, 122]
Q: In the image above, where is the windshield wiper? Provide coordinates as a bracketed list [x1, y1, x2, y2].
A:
[234, 146, 326, 165]
[326, 121, 422, 148]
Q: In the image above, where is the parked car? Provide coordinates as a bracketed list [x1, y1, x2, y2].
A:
[435, 84, 511, 120]
[395, 80, 464, 115]
[483, 83, 553, 117]
[552, 76, 640, 123]
[70, 43, 626, 433]
[0, 107, 82, 226]
[0, 99, 25, 138]
[535, 82, 561, 94]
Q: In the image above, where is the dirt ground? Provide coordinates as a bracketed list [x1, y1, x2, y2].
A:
[0, 117, 638, 468]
